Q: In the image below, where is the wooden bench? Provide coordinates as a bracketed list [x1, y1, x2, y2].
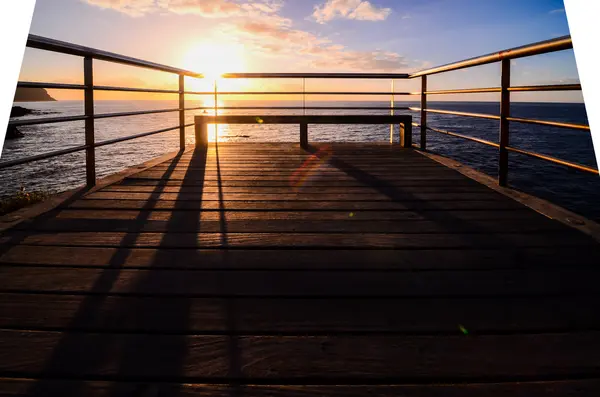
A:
[194, 115, 413, 148]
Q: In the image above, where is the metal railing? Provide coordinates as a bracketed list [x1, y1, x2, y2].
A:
[4, 35, 413, 187]
[406, 35, 596, 185]
[2, 34, 596, 189]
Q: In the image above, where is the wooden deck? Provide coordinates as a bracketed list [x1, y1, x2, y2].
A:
[1, 142, 600, 396]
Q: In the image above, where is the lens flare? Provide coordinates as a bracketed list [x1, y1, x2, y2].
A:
[290, 145, 333, 190]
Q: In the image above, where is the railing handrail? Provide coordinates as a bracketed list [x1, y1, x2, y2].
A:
[27, 34, 203, 78]
[221, 73, 410, 79]
[24, 34, 573, 80]
[409, 35, 573, 77]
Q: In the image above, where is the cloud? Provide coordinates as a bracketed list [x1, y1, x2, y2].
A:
[157, 0, 244, 17]
[83, 0, 283, 17]
[228, 17, 408, 71]
[84, 0, 156, 17]
[312, 49, 408, 71]
[313, 0, 391, 23]
[157, 0, 283, 17]
[549, 8, 565, 14]
[82, 0, 409, 72]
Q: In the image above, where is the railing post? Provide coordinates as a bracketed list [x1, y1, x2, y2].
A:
[179, 74, 185, 151]
[390, 79, 395, 144]
[214, 79, 219, 143]
[300, 123, 308, 149]
[84, 56, 95, 187]
[499, 59, 511, 186]
[302, 78, 306, 116]
[399, 120, 412, 148]
[420, 75, 427, 150]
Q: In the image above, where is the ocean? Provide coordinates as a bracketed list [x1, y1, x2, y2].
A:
[3, 100, 599, 221]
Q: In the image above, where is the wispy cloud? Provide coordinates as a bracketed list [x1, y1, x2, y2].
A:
[549, 8, 565, 14]
[84, 0, 156, 17]
[313, 0, 391, 24]
[157, 0, 283, 17]
[82, 0, 409, 72]
[83, 0, 283, 17]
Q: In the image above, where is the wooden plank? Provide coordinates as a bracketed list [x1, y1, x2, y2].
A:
[2, 330, 600, 380]
[65, 199, 525, 211]
[48, 209, 544, 222]
[16, 218, 568, 234]
[83, 191, 506, 202]
[1, 294, 599, 333]
[3, 246, 598, 269]
[129, 171, 469, 181]
[1, 267, 599, 297]
[128, 167, 464, 174]
[156, 162, 441, 167]
[2, 230, 593, 249]
[102, 185, 490, 194]
[148, 164, 447, 170]
[118, 178, 483, 187]
[1, 379, 599, 397]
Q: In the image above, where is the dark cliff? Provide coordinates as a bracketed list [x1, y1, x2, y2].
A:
[13, 87, 56, 102]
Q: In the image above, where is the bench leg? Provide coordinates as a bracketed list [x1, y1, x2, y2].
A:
[399, 121, 412, 148]
[195, 121, 208, 147]
[300, 123, 308, 149]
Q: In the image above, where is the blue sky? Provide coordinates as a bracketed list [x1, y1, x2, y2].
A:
[20, 0, 582, 102]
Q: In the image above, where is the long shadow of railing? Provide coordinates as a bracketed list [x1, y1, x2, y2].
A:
[304, 144, 532, 255]
[214, 140, 244, 397]
[26, 147, 202, 396]
[103, 145, 208, 396]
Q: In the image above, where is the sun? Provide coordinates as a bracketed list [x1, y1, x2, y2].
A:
[183, 41, 246, 81]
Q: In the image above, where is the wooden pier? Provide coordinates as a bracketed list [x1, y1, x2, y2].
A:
[1, 142, 600, 396]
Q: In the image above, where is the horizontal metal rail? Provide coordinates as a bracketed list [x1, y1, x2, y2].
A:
[427, 126, 500, 148]
[413, 123, 499, 148]
[9, 115, 88, 127]
[408, 108, 590, 131]
[409, 107, 501, 120]
[0, 124, 189, 170]
[221, 73, 410, 79]
[17, 81, 86, 90]
[506, 146, 598, 174]
[509, 84, 581, 92]
[506, 116, 590, 131]
[18, 81, 183, 94]
[410, 35, 573, 77]
[419, 87, 501, 95]
[413, 84, 582, 95]
[94, 85, 180, 94]
[9, 106, 413, 128]
[18, 82, 581, 96]
[415, 122, 597, 174]
[27, 34, 202, 77]
[185, 91, 413, 96]
[94, 108, 181, 119]
[189, 106, 411, 110]
[0, 144, 90, 169]
[9, 108, 184, 127]
[95, 123, 194, 148]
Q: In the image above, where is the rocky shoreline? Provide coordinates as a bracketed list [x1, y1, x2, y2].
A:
[6, 106, 34, 139]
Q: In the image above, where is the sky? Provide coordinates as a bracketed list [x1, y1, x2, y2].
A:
[18, 0, 582, 102]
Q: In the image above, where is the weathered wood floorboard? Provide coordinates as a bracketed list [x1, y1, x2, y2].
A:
[1, 143, 599, 395]
[2, 379, 600, 397]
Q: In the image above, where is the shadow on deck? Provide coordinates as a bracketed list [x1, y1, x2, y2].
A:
[1, 143, 600, 396]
